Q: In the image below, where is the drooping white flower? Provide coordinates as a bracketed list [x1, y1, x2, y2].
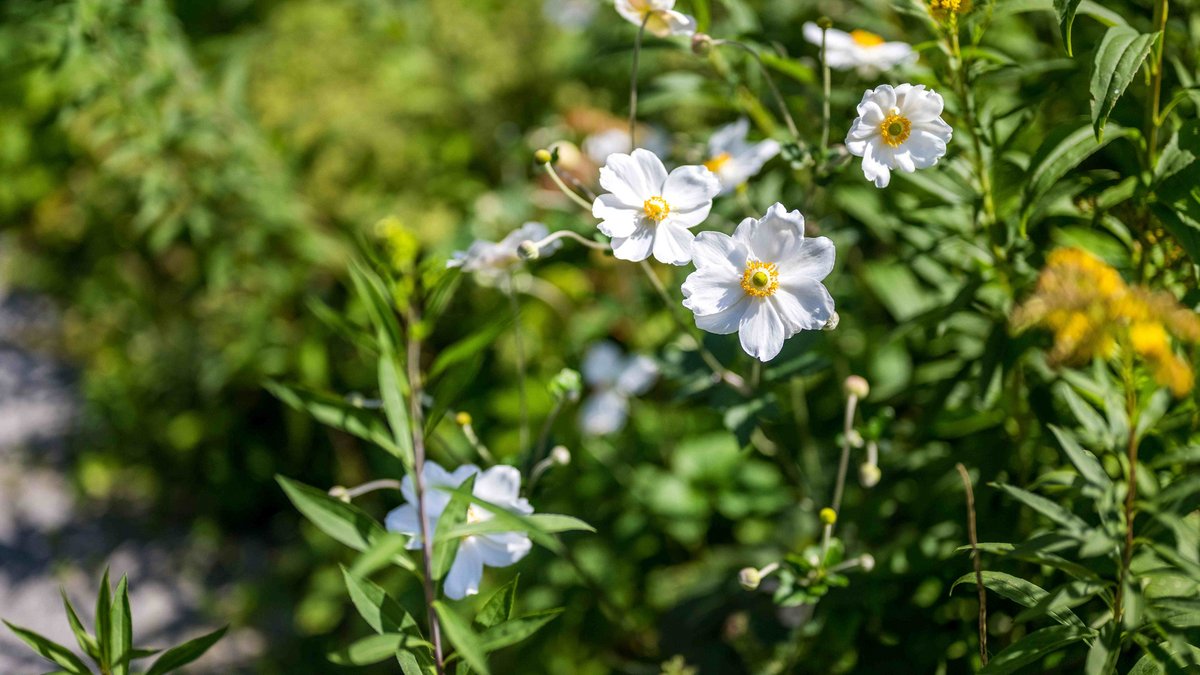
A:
[703, 119, 781, 195]
[682, 203, 835, 362]
[592, 149, 720, 265]
[802, 23, 916, 76]
[845, 84, 952, 189]
[385, 462, 533, 600]
[614, 0, 697, 37]
[579, 341, 658, 436]
[447, 222, 560, 285]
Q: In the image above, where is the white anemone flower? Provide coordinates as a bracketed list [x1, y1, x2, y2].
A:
[682, 203, 835, 362]
[579, 341, 658, 436]
[704, 118, 781, 195]
[447, 222, 560, 285]
[845, 84, 953, 189]
[385, 461, 533, 600]
[614, 0, 697, 37]
[802, 23, 916, 76]
[592, 149, 720, 265]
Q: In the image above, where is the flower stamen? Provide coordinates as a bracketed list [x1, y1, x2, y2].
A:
[879, 111, 911, 147]
[643, 196, 671, 222]
[741, 260, 780, 298]
[850, 29, 885, 47]
[704, 153, 732, 172]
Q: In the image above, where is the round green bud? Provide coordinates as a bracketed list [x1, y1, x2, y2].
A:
[737, 567, 761, 591]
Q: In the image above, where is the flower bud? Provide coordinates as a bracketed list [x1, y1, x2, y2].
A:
[846, 429, 864, 448]
[843, 375, 870, 399]
[737, 567, 761, 591]
[328, 486, 351, 503]
[534, 148, 553, 165]
[859, 553, 876, 572]
[550, 368, 583, 402]
[551, 445, 572, 466]
[816, 16, 833, 30]
[518, 240, 541, 260]
[823, 311, 840, 331]
[455, 411, 472, 426]
[859, 462, 881, 488]
[691, 33, 714, 56]
[819, 507, 837, 525]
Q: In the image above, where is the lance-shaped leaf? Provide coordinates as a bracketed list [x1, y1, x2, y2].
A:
[433, 475, 477, 580]
[341, 566, 419, 635]
[327, 634, 433, 666]
[3, 621, 91, 674]
[378, 348, 415, 469]
[109, 576, 133, 675]
[1054, 0, 1082, 55]
[1020, 123, 1132, 233]
[994, 483, 1091, 533]
[433, 601, 490, 675]
[1090, 27, 1159, 141]
[478, 609, 564, 652]
[951, 571, 1086, 628]
[60, 589, 99, 664]
[433, 484, 594, 555]
[474, 576, 519, 630]
[265, 381, 403, 458]
[144, 626, 228, 675]
[979, 625, 1094, 674]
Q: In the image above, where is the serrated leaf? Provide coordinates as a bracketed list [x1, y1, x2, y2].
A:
[341, 566, 419, 635]
[478, 609, 563, 653]
[474, 576, 518, 630]
[277, 476, 416, 571]
[327, 633, 433, 666]
[1021, 123, 1132, 232]
[1090, 27, 1159, 141]
[1054, 0, 1082, 55]
[979, 625, 1094, 674]
[433, 601, 490, 675]
[144, 626, 228, 675]
[109, 576, 132, 675]
[3, 621, 91, 674]
[951, 571, 1086, 628]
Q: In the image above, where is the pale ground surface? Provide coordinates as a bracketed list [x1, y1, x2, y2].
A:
[0, 290, 264, 673]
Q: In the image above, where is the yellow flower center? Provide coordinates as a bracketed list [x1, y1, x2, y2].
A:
[850, 29, 885, 47]
[741, 261, 780, 298]
[643, 196, 671, 222]
[879, 110, 911, 147]
[466, 505, 485, 524]
[704, 153, 732, 172]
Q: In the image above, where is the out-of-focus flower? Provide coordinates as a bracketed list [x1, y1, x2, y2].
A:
[583, 126, 670, 166]
[682, 203, 836, 362]
[543, 0, 597, 30]
[614, 0, 697, 37]
[592, 149, 720, 265]
[704, 119, 781, 195]
[802, 23, 916, 75]
[447, 222, 560, 286]
[580, 341, 659, 436]
[1013, 247, 1200, 396]
[845, 84, 952, 188]
[928, 0, 972, 21]
[385, 462, 533, 599]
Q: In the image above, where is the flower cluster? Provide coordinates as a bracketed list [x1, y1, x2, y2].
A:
[1013, 247, 1200, 396]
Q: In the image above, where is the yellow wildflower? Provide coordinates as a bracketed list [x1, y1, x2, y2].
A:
[929, 0, 972, 20]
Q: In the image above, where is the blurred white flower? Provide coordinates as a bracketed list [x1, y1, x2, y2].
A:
[592, 149, 720, 265]
[704, 119, 781, 195]
[614, 0, 697, 37]
[579, 341, 658, 435]
[845, 84, 952, 188]
[543, 0, 597, 30]
[447, 222, 560, 285]
[583, 126, 670, 166]
[385, 462, 533, 600]
[802, 23, 915, 76]
[682, 203, 835, 362]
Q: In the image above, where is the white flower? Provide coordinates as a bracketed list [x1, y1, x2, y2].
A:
[682, 203, 835, 362]
[845, 84, 953, 189]
[592, 149, 720, 265]
[704, 118, 781, 195]
[447, 222, 560, 285]
[579, 341, 658, 436]
[614, 0, 697, 37]
[583, 126, 670, 166]
[802, 23, 916, 76]
[543, 0, 597, 30]
[385, 461, 533, 600]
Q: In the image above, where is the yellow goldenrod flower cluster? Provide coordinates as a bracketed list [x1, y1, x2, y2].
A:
[1013, 248, 1200, 397]
[929, 0, 971, 20]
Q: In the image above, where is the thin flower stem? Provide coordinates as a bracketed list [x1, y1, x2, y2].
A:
[1113, 353, 1141, 627]
[637, 260, 752, 395]
[507, 279, 530, 454]
[532, 399, 565, 471]
[329, 479, 402, 500]
[820, 26, 832, 152]
[1144, 0, 1169, 170]
[629, 15, 649, 147]
[404, 307, 446, 675]
[821, 391, 859, 560]
[525, 229, 611, 253]
[541, 162, 595, 212]
[955, 463, 988, 666]
[946, 20, 998, 234]
[457, 415, 495, 465]
[715, 39, 801, 141]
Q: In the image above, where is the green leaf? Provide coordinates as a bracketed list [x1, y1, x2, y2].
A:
[425, 353, 483, 436]
[327, 634, 433, 666]
[951, 571, 1086, 628]
[350, 532, 415, 579]
[60, 589, 99, 663]
[1021, 123, 1132, 232]
[979, 625, 1094, 674]
[433, 601, 491, 675]
[1090, 27, 1160, 141]
[96, 568, 112, 668]
[109, 575, 133, 675]
[1149, 597, 1200, 629]
[144, 626, 228, 675]
[1054, 0, 1082, 55]
[397, 650, 432, 675]
[378, 348, 415, 469]
[429, 318, 511, 380]
[994, 483, 1090, 532]
[1083, 623, 1117, 675]
[265, 381, 403, 458]
[433, 485, 593, 555]
[1049, 426, 1111, 489]
[474, 576, 518, 630]
[1013, 580, 1104, 625]
[277, 476, 416, 571]
[433, 474, 477, 581]
[341, 566, 419, 635]
[478, 609, 563, 652]
[2, 621, 91, 674]
[349, 260, 403, 351]
[960, 540, 1099, 581]
[438, 514, 596, 542]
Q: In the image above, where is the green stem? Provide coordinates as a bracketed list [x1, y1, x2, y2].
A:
[507, 280, 530, 454]
[716, 39, 801, 141]
[820, 26, 832, 152]
[1113, 352, 1140, 627]
[1145, 0, 1169, 170]
[542, 162, 595, 211]
[629, 15, 649, 147]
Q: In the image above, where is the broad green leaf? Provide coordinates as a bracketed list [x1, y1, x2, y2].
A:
[433, 475, 477, 580]
[474, 576, 518, 630]
[1054, 0, 1082, 55]
[341, 566, 419, 635]
[2, 621, 90, 674]
[994, 483, 1090, 532]
[327, 633, 432, 666]
[437, 514, 596, 542]
[951, 571, 1086, 628]
[1090, 27, 1160, 141]
[478, 609, 563, 653]
[96, 568, 112, 667]
[433, 601, 491, 675]
[277, 476, 416, 571]
[378, 348, 415, 469]
[144, 626, 228, 675]
[1021, 123, 1132, 232]
[979, 625, 1094, 674]
[1049, 426, 1111, 489]
[265, 381, 402, 457]
[60, 589, 99, 663]
[110, 576, 132, 675]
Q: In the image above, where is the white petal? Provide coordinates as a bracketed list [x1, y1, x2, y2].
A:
[443, 541, 484, 600]
[681, 265, 743, 316]
[904, 130, 947, 169]
[772, 279, 835, 334]
[902, 86, 945, 123]
[695, 295, 748, 334]
[860, 141, 893, 188]
[599, 150, 663, 206]
[614, 0, 645, 26]
[708, 118, 750, 156]
[475, 532, 533, 568]
[384, 504, 425, 550]
[864, 85, 897, 113]
[580, 390, 630, 436]
[632, 148, 668, 190]
[651, 221, 696, 265]
[582, 341, 624, 387]
[780, 235, 835, 282]
[610, 224, 656, 262]
[616, 355, 658, 395]
[593, 193, 639, 238]
[719, 139, 780, 191]
[738, 299, 787, 362]
[734, 203, 806, 262]
[474, 465, 524, 508]
[658, 9, 696, 35]
[662, 165, 719, 214]
[689, 231, 746, 274]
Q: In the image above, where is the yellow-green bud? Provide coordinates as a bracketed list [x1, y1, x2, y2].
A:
[691, 33, 714, 56]
[534, 148, 553, 165]
[816, 16, 834, 30]
[859, 462, 881, 488]
[455, 411, 472, 426]
[859, 553, 876, 572]
[551, 445, 571, 466]
[843, 375, 870, 399]
[819, 507, 838, 525]
[518, 240, 540, 260]
[329, 486, 351, 503]
[737, 567, 761, 591]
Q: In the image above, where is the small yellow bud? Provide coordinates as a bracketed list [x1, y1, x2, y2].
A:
[859, 462, 882, 488]
[737, 567, 761, 591]
[454, 411, 472, 426]
[819, 507, 838, 525]
[534, 148, 553, 165]
[843, 375, 870, 399]
[816, 16, 833, 30]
